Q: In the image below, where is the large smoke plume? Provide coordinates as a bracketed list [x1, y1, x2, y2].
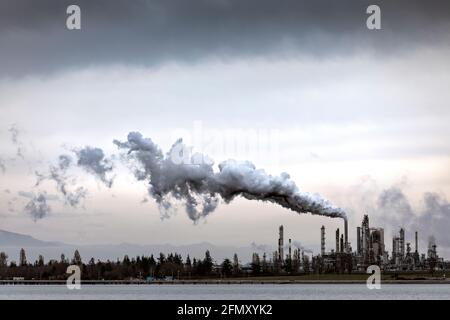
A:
[114, 132, 346, 222]
[6, 130, 345, 223]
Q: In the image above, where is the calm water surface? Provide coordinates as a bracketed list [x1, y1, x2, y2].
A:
[0, 284, 449, 300]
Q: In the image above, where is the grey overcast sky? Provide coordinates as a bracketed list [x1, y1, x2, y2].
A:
[1, 0, 450, 258]
[1, 0, 450, 76]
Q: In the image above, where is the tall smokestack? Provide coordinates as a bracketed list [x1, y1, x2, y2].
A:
[392, 237, 397, 263]
[335, 228, 340, 253]
[320, 226, 325, 256]
[289, 239, 292, 260]
[415, 231, 418, 253]
[344, 219, 348, 253]
[399, 228, 405, 259]
[361, 215, 371, 264]
[278, 225, 284, 263]
[340, 235, 344, 253]
[357, 226, 361, 254]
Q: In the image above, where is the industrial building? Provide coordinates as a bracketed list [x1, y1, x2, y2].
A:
[347, 215, 445, 272]
[316, 220, 353, 273]
[252, 216, 447, 274]
[249, 225, 314, 274]
[355, 215, 388, 269]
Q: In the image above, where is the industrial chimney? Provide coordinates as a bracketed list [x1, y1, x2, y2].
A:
[415, 231, 418, 253]
[321, 226, 325, 256]
[357, 226, 361, 255]
[399, 228, 405, 259]
[344, 219, 348, 253]
[278, 225, 284, 263]
[335, 228, 340, 253]
[289, 239, 292, 260]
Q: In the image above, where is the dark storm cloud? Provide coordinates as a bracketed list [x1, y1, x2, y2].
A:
[1, 0, 449, 76]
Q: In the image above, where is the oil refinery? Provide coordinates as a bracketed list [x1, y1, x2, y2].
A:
[252, 215, 448, 274]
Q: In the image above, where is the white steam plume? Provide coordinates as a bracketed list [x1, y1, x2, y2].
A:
[114, 132, 346, 222]
[32, 146, 113, 212]
[19, 191, 54, 221]
[0, 158, 5, 174]
[35, 155, 87, 208]
[251, 242, 272, 252]
[377, 187, 450, 247]
[8, 124, 24, 159]
[292, 241, 313, 254]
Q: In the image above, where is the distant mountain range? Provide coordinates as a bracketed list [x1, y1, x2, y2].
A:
[0, 229, 64, 247]
[0, 229, 267, 264]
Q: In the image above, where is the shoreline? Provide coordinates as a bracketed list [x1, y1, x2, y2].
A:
[1, 279, 449, 285]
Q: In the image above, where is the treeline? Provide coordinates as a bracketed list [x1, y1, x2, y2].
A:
[0, 248, 244, 280]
